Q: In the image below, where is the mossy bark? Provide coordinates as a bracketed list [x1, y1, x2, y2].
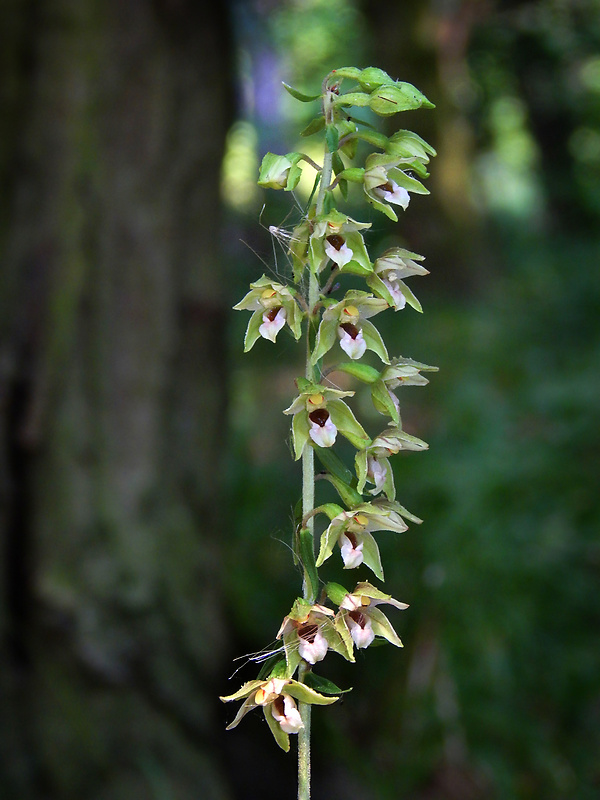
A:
[0, 2, 232, 797]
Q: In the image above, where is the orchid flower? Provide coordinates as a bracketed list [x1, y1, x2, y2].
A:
[370, 357, 439, 424]
[311, 290, 389, 364]
[308, 210, 372, 275]
[367, 248, 429, 312]
[327, 581, 408, 650]
[220, 672, 337, 752]
[234, 275, 304, 351]
[277, 598, 353, 675]
[363, 153, 429, 222]
[283, 378, 370, 460]
[314, 500, 411, 580]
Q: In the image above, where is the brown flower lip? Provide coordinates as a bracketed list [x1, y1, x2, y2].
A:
[326, 234, 345, 251]
[309, 408, 330, 427]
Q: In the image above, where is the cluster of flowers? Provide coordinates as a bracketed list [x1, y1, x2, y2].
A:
[222, 66, 436, 751]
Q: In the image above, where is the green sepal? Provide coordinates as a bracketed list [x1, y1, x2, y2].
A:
[360, 531, 384, 580]
[328, 399, 371, 450]
[367, 273, 423, 313]
[310, 316, 338, 363]
[369, 83, 435, 116]
[243, 309, 264, 352]
[325, 581, 350, 606]
[371, 380, 400, 423]
[326, 124, 339, 153]
[393, 502, 423, 525]
[284, 682, 339, 706]
[335, 362, 380, 383]
[368, 606, 403, 647]
[282, 82, 321, 102]
[355, 449, 368, 494]
[313, 444, 355, 486]
[263, 706, 291, 752]
[390, 167, 429, 195]
[219, 679, 264, 704]
[303, 672, 352, 695]
[301, 115, 326, 137]
[361, 319, 391, 363]
[334, 91, 371, 108]
[333, 613, 356, 660]
[323, 472, 363, 508]
[291, 409, 310, 461]
[299, 527, 319, 602]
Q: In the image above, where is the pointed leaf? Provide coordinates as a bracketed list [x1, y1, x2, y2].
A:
[324, 473, 363, 508]
[282, 82, 321, 102]
[326, 124, 339, 153]
[301, 115, 326, 137]
[299, 527, 319, 602]
[303, 673, 352, 695]
[220, 680, 264, 704]
[314, 444, 355, 485]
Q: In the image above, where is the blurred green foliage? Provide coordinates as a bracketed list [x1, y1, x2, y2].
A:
[223, 1, 600, 798]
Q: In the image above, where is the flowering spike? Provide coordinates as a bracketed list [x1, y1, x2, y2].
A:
[223, 66, 436, 797]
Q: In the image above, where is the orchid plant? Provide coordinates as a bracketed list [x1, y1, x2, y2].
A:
[221, 66, 437, 800]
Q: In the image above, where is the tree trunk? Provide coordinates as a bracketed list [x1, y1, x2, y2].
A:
[0, 2, 233, 797]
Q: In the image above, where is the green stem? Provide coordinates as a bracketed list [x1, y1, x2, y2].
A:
[297, 661, 312, 800]
[298, 85, 336, 800]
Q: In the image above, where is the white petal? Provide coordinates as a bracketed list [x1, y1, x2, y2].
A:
[298, 629, 329, 664]
[347, 615, 375, 649]
[375, 180, 410, 209]
[338, 328, 367, 360]
[325, 240, 354, 268]
[271, 694, 304, 734]
[340, 594, 362, 612]
[367, 457, 387, 495]
[259, 307, 286, 342]
[339, 533, 364, 569]
[382, 277, 407, 309]
[309, 417, 337, 448]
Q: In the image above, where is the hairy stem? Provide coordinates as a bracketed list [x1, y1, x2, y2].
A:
[298, 88, 335, 800]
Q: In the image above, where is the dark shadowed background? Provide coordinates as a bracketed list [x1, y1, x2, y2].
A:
[1, 1, 599, 799]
